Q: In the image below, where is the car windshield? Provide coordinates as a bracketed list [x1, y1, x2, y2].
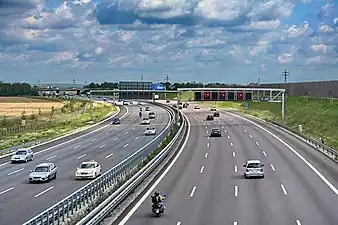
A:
[212, 129, 219, 131]
[15, 150, 27, 155]
[247, 163, 262, 168]
[34, 166, 49, 172]
[113, 118, 119, 121]
[143, 118, 148, 120]
[80, 163, 95, 169]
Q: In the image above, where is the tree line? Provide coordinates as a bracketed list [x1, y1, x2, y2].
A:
[0, 82, 39, 96]
[84, 81, 259, 90]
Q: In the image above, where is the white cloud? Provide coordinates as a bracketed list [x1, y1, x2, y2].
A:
[0, 0, 337, 83]
[277, 53, 293, 64]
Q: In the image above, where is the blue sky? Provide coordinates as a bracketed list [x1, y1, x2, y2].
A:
[0, 0, 337, 84]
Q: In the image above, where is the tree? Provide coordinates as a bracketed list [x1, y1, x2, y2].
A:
[21, 110, 26, 120]
[50, 106, 55, 120]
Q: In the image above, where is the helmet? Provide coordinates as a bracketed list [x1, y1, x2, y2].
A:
[154, 191, 159, 196]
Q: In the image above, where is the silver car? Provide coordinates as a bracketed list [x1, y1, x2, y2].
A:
[243, 160, 264, 178]
[11, 148, 34, 163]
[148, 112, 156, 119]
[29, 163, 58, 183]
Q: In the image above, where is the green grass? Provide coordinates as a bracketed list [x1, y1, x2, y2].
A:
[0, 102, 116, 152]
[158, 91, 194, 101]
[198, 96, 338, 150]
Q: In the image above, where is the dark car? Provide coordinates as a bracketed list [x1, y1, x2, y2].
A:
[111, 118, 120, 124]
[210, 128, 221, 137]
[213, 112, 220, 117]
[206, 115, 214, 120]
[183, 103, 188, 108]
[178, 105, 183, 109]
[166, 100, 170, 103]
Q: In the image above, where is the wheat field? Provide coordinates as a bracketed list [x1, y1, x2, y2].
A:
[0, 97, 64, 118]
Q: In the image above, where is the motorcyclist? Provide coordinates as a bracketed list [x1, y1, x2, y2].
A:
[151, 191, 165, 210]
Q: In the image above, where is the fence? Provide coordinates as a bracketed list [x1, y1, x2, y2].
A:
[23, 102, 178, 225]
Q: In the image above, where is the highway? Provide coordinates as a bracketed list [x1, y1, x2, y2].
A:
[117, 104, 338, 225]
[0, 103, 171, 225]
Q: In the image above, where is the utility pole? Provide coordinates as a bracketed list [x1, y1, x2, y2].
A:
[281, 69, 290, 83]
[72, 78, 76, 86]
[141, 74, 144, 82]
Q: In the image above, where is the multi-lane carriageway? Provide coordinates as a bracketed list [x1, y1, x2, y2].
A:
[0, 103, 171, 225]
[116, 103, 338, 225]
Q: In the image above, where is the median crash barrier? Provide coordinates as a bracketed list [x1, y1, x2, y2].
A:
[77, 108, 187, 225]
[22, 103, 176, 225]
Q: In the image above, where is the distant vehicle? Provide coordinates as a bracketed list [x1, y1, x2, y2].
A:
[115, 101, 123, 106]
[75, 160, 101, 180]
[194, 105, 200, 109]
[172, 104, 177, 108]
[123, 101, 129, 105]
[148, 112, 156, 119]
[210, 128, 221, 137]
[243, 160, 264, 178]
[213, 112, 220, 117]
[145, 106, 150, 111]
[206, 115, 214, 120]
[178, 102, 183, 105]
[11, 148, 34, 163]
[183, 103, 188, 108]
[144, 127, 156, 135]
[166, 100, 170, 103]
[29, 163, 57, 183]
[211, 107, 216, 111]
[140, 107, 142, 111]
[178, 105, 183, 109]
[111, 118, 120, 124]
[141, 118, 151, 125]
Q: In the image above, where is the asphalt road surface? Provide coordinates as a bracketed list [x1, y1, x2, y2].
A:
[117, 104, 338, 225]
[0, 103, 171, 225]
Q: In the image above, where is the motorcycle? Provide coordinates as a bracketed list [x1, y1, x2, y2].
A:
[152, 202, 165, 217]
[151, 195, 166, 217]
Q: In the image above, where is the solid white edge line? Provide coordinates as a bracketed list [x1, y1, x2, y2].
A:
[34, 186, 54, 198]
[234, 185, 238, 196]
[280, 184, 288, 195]
[117, 113, 191, 225]
[7, 168, 24, 176]
[190, 186, 197, 197]
[0, 187, 14, 195]
[226, 111, 338, 196]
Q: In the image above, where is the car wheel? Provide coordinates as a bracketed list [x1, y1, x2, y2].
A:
[31, 156, 34, 161]
[25, 158, 28, 163]
[54, 172, 57, 179]
[47, 175, 50, 182]
[244, 174, 248, 179]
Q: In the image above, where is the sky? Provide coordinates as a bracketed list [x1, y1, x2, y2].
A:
[0, 0, 337, 84]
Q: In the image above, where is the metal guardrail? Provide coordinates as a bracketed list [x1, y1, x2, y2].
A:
[0, 140, 47, 156]
[78, 107, 186, 225]
[267, 121, 338, 163]
[23, 103, 176, 225]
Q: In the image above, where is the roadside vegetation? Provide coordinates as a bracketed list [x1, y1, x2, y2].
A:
[195, 96, 338, 150]
[0, 97, 116, 152]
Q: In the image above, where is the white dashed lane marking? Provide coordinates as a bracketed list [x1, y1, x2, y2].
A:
[262, 151, 267, 156]
[123, 144, 128, 148]
[232, 152, 236, 157]
[73, 145, 81, 149]
[190, 186, 197, 197]
[105, 153, 114, 159]
[205, 153, 208, 158]
[0, 187, 14, 195]
[99, 144, 106, 149]
[200, 166, 204, 173]
[271, 164, 276, 171]
[281, 184, 288, 195]
[8, 168, 24, 176]
[34, 187, 54, 198]
[46, 155, 57, 160]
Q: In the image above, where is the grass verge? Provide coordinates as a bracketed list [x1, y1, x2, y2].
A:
[62, 120, 180, 225]
[198, 96, 338, 150]
[0, 100, 116, 152]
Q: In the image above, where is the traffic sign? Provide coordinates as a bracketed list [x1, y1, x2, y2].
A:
[152, 83, 165, 90]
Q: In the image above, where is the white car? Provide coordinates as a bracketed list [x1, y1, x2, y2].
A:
[29, 163, 57, 183]
[243, 160, 264, 178]
[11, 148, 34, 163]
[75, 160, 101, 180]
[144, 127, 156, 135]
[141, 118, 151, 125]
[148, 111, 156, 119]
